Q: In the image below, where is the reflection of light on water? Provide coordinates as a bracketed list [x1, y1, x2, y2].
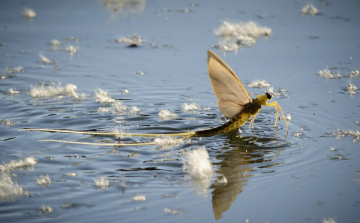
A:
[182, 147, 214, 197]
[101, 0, 147, 19]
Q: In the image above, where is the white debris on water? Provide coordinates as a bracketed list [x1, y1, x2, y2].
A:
[183, 148, 214, 196]
[116, 34, 146, 46]
[64, 44, 78, 54]
[158, 109, 178, 120]
[302, 4, 320, 16]
[321, 217, 337, 223]
[97, 101, 128, 114]
[122, 89, 130, 94]
[164, 208, 183, 215]
[36, 175, 52, 186]
[248, 80, 270, 88]
[7, 88, 20, 95]
[154, 135, 184, 149]
[344, 70, 359, 78]
[67, 37, 79, 42]
[214, 21, 271, 39]
[182, 147, 214, 180]
[94, 88, 115, 104]
[38, 205, 53, 215]
[333, 128, 360, 142]
[317, 69, 359, 80]
[39, 53, 54, 64]
[292, 132, 302, 137]
[182, 102, 201, 112]
[2, 66, 24, 75]
[29, 82, 82, 99]
[317, 68, 341, 79]
[132, 195, 146, 201]
[0, 173, 26, 201]
[0, 157, 37, 172]
[214, 175, 228, 186]
[23, 7, 36, 19]
[129, 105, 141, 114]
[286, 113, 292, 121]
[347, 80, 358, 95]
[50, 39, 61, 46]
[63, 173, 77, 177]
[0, 119, 17, 127]
[94, 177, 110, 189]
[214, 21, 271, 52]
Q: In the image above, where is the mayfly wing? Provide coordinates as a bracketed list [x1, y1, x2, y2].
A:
[207, 50, 252, 118]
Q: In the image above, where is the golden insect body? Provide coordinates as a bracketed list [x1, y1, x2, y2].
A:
[23, 50, 288, 146]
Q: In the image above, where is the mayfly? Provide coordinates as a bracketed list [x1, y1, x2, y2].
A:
[23, 50, 288, 146]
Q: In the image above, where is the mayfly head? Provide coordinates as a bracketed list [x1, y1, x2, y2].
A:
[257, 93, 272, 105]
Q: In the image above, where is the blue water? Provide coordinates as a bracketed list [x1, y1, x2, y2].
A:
[1, 0, 360, 222]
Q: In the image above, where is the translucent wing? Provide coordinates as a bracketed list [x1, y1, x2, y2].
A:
[207, 50, 252, 118]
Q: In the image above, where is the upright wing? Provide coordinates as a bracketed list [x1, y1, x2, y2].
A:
[207, 50, 252, 118]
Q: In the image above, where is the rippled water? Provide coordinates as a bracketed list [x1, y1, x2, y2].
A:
[1, 0, 360, 222]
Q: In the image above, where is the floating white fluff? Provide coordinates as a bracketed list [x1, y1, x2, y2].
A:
[154, 135, 184, 149]
[2, 66, 24, 75]
[29, 83, 80, 98]
[132, 195, 146, 201]
[0, 157, 37, 172]
[215, 175, 228, 186]
[344, 70, 360, 78]
[97, 101, 128, 114]
[333, 128, 360, 142]
[302, 4, 320, 16]
[50, 39, 61, 46]
[292, 132, 302, 137]
[116, 35, 146, 46]
[7, 88, 20, 95]
[122, 89, 130, 94]
[182, 102, 200, 112]
[158, 109, 178, 120]
[214, 21, 271, 52]
[39, 53, 54, 64]
[248, 80, 270, 88]
[36, 175, 52, 186]
[347, 80, 358, 95]
[321, 217, 336, 223]
[214, 21, 271, 39]
[286, 113, 292, 121]
[63, 173, 77, 177]
[182, 147, 214, 179]
[0, 119, 17, 127]
[0, 173, 26, 200]
[23, 8, 36, 18]
[94, 88, 115, 104]
[317, 68, 341, 79]
[129, 105, 141, 114]
[38, 205, 53, 215]
[94, 177, 110, 189]
[164, 208, 183, 215]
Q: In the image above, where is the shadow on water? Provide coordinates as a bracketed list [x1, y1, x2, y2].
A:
[210, 131, 288, 220]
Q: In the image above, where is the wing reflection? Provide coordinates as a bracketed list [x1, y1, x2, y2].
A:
[211, 133, 286, 220]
